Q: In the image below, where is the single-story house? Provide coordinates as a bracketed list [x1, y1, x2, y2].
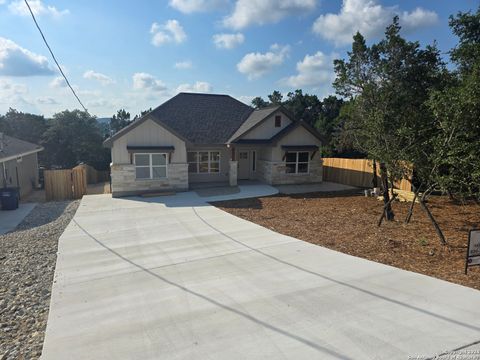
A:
[103, 92, 324, 197]
[0, 133, 43, 198]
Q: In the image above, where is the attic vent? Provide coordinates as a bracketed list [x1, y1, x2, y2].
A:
[274, 115, 281, 127]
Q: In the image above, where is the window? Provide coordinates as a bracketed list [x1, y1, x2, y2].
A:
[252, 151, 256, 172]
[275, 115, 281, 127]
[188, 151, 220, 173]
[134, 153, 167, 179]
[285, 152, 309, 174]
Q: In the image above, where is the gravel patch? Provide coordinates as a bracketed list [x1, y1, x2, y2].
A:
[0, 200, 80, 360]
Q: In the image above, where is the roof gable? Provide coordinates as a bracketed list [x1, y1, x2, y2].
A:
[228, 105, 301, 143]
[270, 121, 326, 144]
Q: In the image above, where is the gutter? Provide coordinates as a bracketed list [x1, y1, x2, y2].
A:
[0, 147, 44, 164]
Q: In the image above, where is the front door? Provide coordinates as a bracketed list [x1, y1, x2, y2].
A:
[238, 151, 249, 180]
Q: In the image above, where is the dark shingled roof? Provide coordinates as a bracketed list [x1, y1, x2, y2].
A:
[0, 134, 43, 162]
[103, 93, 324, 147]
[150, 93, 253, 144]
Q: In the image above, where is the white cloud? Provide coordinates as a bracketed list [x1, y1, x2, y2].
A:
[36, 96, 59, 105]
[176, 81, 212, 93]
[282, 51, 337, 88]
[223, 0, 316, 30]
[0, 79, 27, 95]
[401, 7, 438, 29]
[237, 44, 290, 80]
[0, 37, 54, 76]
[169, 0, 228, 13]
[49, 76, 67, 88]
[236, 95, 254, 105]
[87, 99, 112, 108]
[312, 0, 438, 46]
[0, 80, 33, 112]
[213, 33, 244, 49]
[174, 60, 193, 69]
[132, 73, 168, 92]
[83, 70, 114, 85]
[8, 0, 69, 18]
[150, 20, 186, 46]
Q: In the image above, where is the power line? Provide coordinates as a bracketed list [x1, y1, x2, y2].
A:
[23, 0, 88, 113]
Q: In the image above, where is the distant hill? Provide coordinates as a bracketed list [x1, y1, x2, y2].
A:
[97, 117, 110, 124]
[96, 117, 111, 137]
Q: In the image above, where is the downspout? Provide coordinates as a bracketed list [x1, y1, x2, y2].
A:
[1, 162, 6, 188]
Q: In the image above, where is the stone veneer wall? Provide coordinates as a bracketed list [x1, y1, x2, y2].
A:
[257, 158, 323, 185]
[110, 163, 188, 197]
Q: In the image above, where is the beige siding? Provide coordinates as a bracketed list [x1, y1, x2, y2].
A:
[187, 146, 230, 183]
[111, 118, 187, 164]
[271, 126, 321, 161]
[241, 111, 292, 140]
[258, 147, 273, 161]
[1, 152, 39, 197]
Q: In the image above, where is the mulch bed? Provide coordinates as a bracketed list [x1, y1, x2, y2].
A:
[213, 193, 480, 290]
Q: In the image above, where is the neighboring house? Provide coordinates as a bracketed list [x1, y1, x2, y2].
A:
[103, 93, 324, 197]
[0, 133, 43, 198]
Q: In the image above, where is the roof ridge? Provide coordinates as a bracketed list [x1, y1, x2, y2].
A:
[178, 92, 230, 97]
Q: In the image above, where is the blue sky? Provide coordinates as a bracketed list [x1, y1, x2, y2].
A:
[0, 0, 477, 118]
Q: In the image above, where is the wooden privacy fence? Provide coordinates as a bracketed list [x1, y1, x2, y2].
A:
[74, 164, 109, 184]
[322, 158, 412, 191]
[44, 167, 87, 201]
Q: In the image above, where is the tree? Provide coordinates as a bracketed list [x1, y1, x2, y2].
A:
[315, 96, 344, 155]
[0, 108, 47, 144]
[333, 18, 445, 226]
[428, 7, 480, 202]
[283, 90, 321, 126]
[267, 90, 283, 105]
[110, 109, 131, 134]
[251, 96, 268, 109]
[42, 110, 110, 170]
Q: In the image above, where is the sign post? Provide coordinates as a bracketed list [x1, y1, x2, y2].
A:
[465, 229, 480, 274]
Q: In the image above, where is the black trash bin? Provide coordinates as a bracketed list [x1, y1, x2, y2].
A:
[1, 187, 20, 210]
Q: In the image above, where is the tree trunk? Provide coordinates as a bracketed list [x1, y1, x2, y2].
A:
[390, 176, 395, 198]
[372, 159, 378, 188]
[405, 183, 421, 224]
[419, 190, 447, 245]
[378, 193, 398, 227]
[380, 162, 395, 221]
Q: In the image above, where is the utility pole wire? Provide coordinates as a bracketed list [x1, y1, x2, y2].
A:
[23, 0, 88, 113]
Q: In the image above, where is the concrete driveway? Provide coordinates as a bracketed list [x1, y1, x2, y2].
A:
[42, 186, 480, 359]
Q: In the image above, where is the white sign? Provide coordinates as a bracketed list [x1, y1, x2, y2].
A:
[466, 230, 480, 273]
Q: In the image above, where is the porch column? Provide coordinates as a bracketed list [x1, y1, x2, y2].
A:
[229, 160, 238, 186]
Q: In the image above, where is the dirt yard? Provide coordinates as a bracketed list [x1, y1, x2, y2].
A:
[213, 193, 480, 290]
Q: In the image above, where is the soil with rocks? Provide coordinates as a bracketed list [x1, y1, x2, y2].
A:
[214, 193, 480, 290]
[0, 200, 79, 360]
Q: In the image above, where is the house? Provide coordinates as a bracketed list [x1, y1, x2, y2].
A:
[0, 133, 43, 198]
[103, 93, 324, 197]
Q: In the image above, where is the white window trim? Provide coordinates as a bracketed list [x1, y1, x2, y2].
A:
[187, 151, 221, 174]
[134, 153, 168, 180]
[285, 151, 309, 175]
